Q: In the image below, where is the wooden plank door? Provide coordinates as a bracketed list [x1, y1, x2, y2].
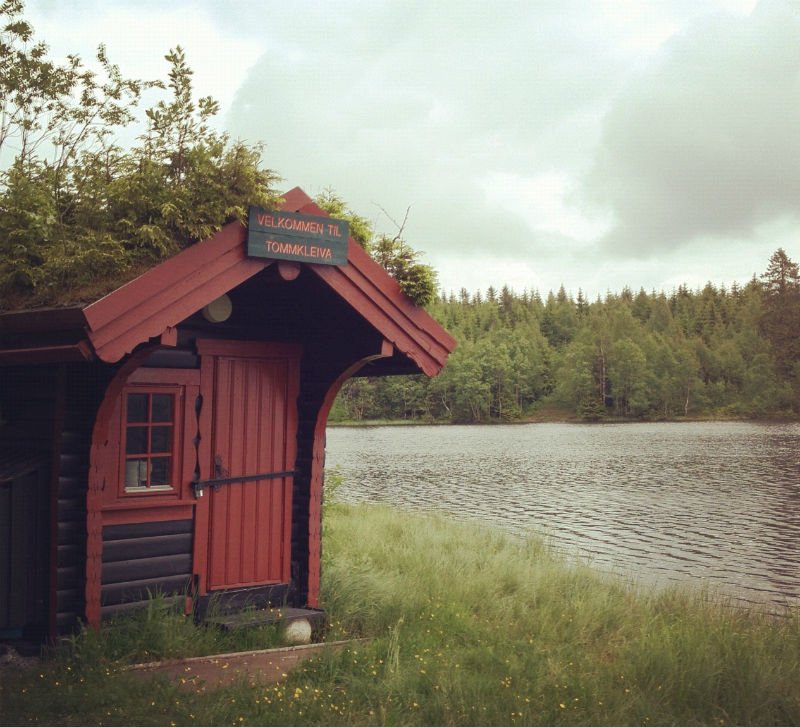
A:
[198, 341, 301, 592]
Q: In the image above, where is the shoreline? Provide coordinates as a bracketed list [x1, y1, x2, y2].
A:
[328, 413, 800, 427]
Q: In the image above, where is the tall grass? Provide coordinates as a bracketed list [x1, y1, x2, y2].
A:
[317, 504, 800, 726]
[2, 503, 799, 725]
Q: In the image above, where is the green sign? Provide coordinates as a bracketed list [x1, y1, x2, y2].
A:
[247, 207, 348, 266]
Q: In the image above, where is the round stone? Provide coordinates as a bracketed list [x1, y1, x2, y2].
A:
[282, 618, 312, 645]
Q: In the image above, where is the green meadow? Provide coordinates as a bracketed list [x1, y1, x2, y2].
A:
[2, 503, 799, 726]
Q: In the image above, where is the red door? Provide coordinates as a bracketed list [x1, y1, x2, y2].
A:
[196, 340, 301, 593]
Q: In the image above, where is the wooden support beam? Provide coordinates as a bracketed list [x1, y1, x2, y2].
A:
[160, 326, 177, 347]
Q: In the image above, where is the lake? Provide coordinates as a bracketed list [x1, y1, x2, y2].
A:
[325, 421, 800, 610]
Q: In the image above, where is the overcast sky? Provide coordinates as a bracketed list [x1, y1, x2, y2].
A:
[26, 0, 800, 299]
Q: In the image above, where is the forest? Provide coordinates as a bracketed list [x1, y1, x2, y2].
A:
[331, 248, 800, 423]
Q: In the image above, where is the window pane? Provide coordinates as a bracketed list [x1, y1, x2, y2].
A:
[125, 459, 147, 487]
[150, 426, 172, 453]
[127, 393, 148, 423]
[152, 394, 173, 423]
[126, 426, 147, 454]
[150, 457, 171, 486]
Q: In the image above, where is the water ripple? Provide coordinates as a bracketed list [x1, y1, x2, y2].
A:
[326, 421, 800, 609]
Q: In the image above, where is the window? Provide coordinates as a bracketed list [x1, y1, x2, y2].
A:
[122, 389, 179, 493]
[106, 368, 200, 507]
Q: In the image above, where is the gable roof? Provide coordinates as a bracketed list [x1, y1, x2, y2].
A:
[0, 187, 455, 376]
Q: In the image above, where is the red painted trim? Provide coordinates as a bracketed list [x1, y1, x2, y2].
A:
[313, 256, 447, 376]
[88, 363, 202, 627]
[283, 357, 300, 584]
[113, 382, 184, 504]
[127, 369, 200, 386]
[101, 369, 200, 509]
[85, 223, 244, 332]
[306, 339, 394, 607]
[196, 339, 302, 359]
[280, 195, 454, 376]
[84, 224, 268, 362]
[80, 187, 454, 374]
[279, 187, 314, 210]
[101, 503, 195, 526]
[282, 192, 455, 357]
[160, 326, 178, 347]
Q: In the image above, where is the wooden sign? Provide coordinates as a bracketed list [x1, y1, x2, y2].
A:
[247, 207, 348, 266]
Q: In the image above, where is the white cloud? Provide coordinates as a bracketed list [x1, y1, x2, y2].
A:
[583, 0, 800, 258]
[479, 171, 612, 241]
[18, 0, 799, 299]
[28, 1, 262, 116]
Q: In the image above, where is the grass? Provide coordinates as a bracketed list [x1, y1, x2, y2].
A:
[2, 504, 799, 726]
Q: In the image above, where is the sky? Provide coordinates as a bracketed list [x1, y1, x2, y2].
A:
[25, 0, 800, 299]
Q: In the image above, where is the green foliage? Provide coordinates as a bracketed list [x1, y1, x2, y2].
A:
[371, 233, 438, 308]
[0, 3, 280, 308]
[314, 188, 438, 308]
[6, 504, 800, 725]
[313, 187, 372, 250]
[337, 257, 799, 423]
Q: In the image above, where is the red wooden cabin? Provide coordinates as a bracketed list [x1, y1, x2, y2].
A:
[0, 187, 455, 643]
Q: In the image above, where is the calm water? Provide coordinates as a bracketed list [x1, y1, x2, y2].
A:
[325, 422, 800, 609]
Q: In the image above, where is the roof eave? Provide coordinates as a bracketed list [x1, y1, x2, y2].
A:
[1, 187, 456, 374]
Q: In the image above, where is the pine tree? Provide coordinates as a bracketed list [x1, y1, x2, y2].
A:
[759, 248, 800, 385]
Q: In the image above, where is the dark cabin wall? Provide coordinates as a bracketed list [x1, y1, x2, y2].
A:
[0, 456, 49, 637]
[101, 519, 193, 618]
[291, 377, 328, 606]
[0, 363, 109, 637]
[0, 365, 60, 450]
[0, 366, 59, 638]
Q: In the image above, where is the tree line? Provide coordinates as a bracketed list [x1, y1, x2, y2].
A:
[331, 249, 800, 422]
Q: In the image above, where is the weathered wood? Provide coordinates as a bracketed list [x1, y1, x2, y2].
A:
[57, 565, 83, 589]
[195, 583, 289, 620]
[97, 517, 195, 614]
[102, 533, 193, 562]
[101, 594, 186, 619]
[57, 520, 85, 545]
[101, 554, 192, 584]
